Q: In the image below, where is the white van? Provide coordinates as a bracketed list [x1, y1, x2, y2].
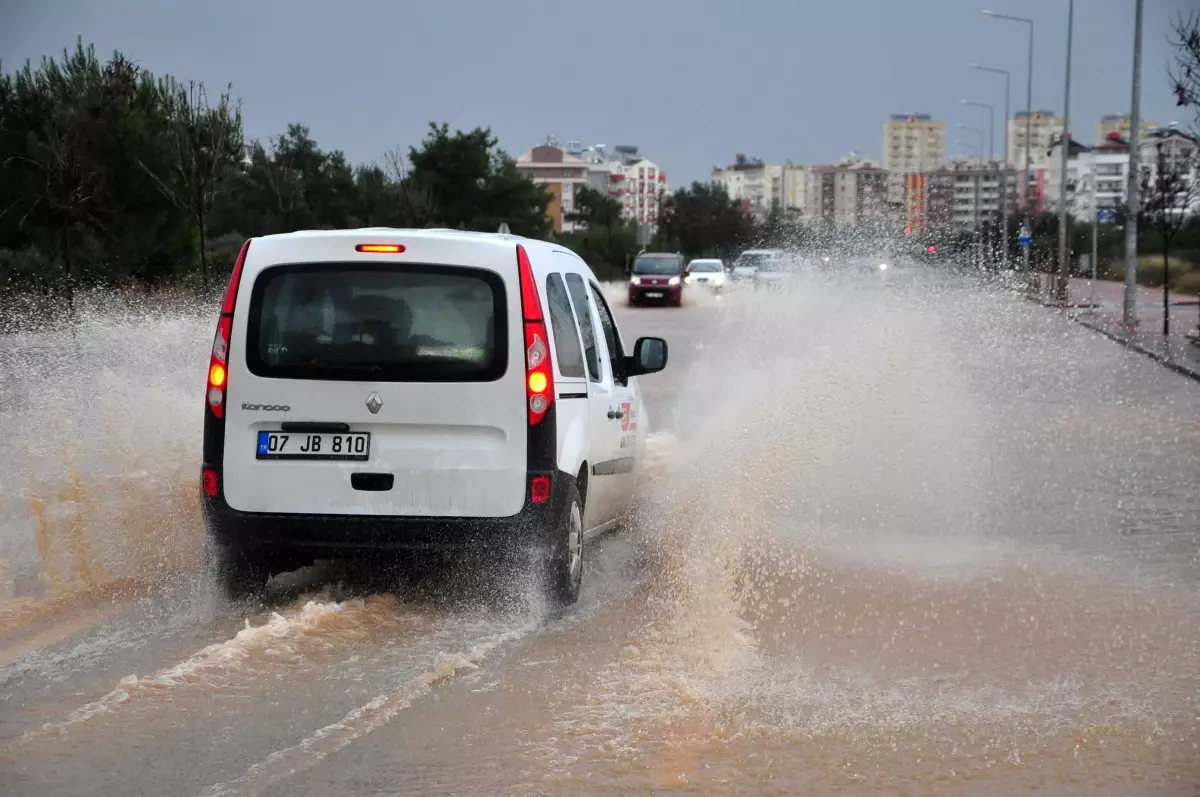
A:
[200, 228, 668, 605]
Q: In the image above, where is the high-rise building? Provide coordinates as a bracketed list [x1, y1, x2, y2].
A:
[882, 113, 946, 203]
[1007, 110, 1064, 171]
[1093, 113, 1158, 146]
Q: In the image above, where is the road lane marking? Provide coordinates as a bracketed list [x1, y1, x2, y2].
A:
[200, 624, 532, 797]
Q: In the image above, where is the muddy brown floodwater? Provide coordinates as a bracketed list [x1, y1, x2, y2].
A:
[2, 270, 1198, 796]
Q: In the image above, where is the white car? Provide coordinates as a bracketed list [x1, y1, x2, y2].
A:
[684, 258, 726, 290]
[200, 228, 668, 606]
[730, 248, 784, 282]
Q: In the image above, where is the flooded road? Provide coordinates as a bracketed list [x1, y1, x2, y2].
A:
[2, 270, 1199, 795]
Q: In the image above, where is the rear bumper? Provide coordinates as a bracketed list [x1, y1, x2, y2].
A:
[201, 465, 569, 555]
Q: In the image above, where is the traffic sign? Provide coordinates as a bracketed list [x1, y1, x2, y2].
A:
[1018, 225, 1032, 247]
[1097, 208, 1116, 222]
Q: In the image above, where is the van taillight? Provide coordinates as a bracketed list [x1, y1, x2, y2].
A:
[517, 244, 554, 426]
[208, 240, 251, 420]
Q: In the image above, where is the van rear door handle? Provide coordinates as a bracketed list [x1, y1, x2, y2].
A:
[607, 409, 625, 420]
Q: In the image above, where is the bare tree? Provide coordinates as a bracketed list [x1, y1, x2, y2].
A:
[1167, 11, 1200, 338]
[139, 80, 242, 291]
[1139, 139, 1200, 336]
[1169, 12, 1200, 135]
[383, 146, 438, 228]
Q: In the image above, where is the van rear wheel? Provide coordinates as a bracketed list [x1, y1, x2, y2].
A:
[212, 546, 273, 603]
[544, 481, 583, 607]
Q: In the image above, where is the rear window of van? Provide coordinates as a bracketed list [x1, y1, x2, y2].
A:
[244, 263, 508, 382]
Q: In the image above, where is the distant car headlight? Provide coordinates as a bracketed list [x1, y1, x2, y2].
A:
[668, 276, 681, 286]
[879, 263, 888, 271]
[684, 275, 693, 284]
[631, 276, 642, 285]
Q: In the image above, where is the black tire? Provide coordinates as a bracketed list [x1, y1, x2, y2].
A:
[212, 546, 273, 603]
[544, 480, 584, 607]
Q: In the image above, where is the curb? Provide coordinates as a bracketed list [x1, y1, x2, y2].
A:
[1022, 292, 1200, 384]
[1072, 315, 1200, 384]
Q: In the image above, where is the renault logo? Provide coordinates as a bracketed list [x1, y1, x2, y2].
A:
[366, 392, 383, 414]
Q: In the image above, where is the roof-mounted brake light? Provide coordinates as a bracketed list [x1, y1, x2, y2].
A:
[356, 244, 405, 254]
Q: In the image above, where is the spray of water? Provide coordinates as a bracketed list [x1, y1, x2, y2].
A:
[1, 292, 218, 626]
[3, 262, 1199, 793]
[513, 263, 1200, 792]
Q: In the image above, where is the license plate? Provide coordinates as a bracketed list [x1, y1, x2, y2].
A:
[645, 291, 663, 298]
[256, 431, 370, 461]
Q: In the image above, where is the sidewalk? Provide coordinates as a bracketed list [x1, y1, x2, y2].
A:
[1058, 278, 1200, 382]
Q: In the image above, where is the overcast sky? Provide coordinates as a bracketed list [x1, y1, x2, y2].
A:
[1, 0, 1193, 185]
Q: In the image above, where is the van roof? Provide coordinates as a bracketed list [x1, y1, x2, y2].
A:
[255, 227, 528, 244]
[238, 228, 588, 282]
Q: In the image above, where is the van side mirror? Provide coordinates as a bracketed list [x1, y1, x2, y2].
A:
[626, 336, 667, 376]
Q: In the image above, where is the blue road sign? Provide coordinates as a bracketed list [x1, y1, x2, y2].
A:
[1018, 234, 1031, 247]
[1097, 208, 1116, 222]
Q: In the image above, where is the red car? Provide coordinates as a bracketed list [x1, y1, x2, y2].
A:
[628, 252, 686, 307]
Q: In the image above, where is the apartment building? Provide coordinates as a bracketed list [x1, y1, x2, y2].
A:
[1093, 113, 1158, 146]
[923, 159, 1019, 234]
[882, 113, 946, 203]
[536, 140, 670, 231]
[515, 138, 592, 234]
[615, 156, 668, 228]
[1140, 124, 1200, 216]
[711, 154, 775, 216]
[1044, 134, 1130, 221]
[775, 162, 808, 214]
[806, 155, 889, 227]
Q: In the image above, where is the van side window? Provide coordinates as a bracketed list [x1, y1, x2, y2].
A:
[589, 283, 627, 386]
[544, 273, 586, 378]
[564, 273, 602, 382]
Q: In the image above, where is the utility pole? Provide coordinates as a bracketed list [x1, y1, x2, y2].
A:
[1056, 0, 1075, 304]
[983, 10, 1035, 286]
[1123, 0, 1144, 327]
[1090, 174, 1098, 309]
[1023, 23, 1035, 287]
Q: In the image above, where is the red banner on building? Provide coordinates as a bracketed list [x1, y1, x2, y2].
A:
[905, 174, 926, 232]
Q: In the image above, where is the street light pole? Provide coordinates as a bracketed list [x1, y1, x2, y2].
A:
[974, 64, 1012, 269]
[1124, 0, 1144, 327]
[1056, 0, 1075, 304]
[963, 100, 995, 157]
[1091, 172, 1098, 308]
[984, 9, 1035, 286]
[958, 124, 987, 270]
[964, 100, 997, 269]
